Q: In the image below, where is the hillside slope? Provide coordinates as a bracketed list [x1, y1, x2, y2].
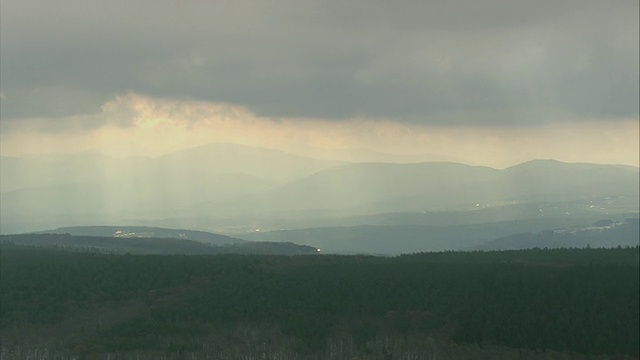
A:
[475, 218, 640, 251]
[0, 233, 318, 255]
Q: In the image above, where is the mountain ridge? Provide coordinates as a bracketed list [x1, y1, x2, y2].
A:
[2, 152, 638, 237]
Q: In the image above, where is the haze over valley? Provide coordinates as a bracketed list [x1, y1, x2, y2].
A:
[1, 143, 637, 254]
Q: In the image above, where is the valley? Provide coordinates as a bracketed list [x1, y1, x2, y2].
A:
[1, 145, 638, 255]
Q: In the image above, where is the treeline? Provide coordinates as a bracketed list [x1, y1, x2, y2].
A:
[1, 244, 638, 359]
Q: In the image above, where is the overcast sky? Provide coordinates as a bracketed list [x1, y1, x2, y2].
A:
[0, 0, 638, 167]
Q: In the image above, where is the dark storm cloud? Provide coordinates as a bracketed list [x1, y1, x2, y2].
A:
[1, 0, 638, 125]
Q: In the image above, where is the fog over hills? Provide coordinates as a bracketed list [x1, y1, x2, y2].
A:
[0, 153, 153, 193]
[198, 159, 638, 219]
[1, 143, 638, 253]
[500, 160, 640, 201]
[0, 143, 342, 193]
[264, 162, 501, 212]
[154, 142, 345, 182]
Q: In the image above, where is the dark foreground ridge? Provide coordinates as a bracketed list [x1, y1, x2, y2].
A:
[1, 244, 638, 359]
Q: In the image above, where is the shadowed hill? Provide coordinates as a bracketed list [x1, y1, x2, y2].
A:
[0, 233, 319, 255]
[475, 218, 640, 251]
[37, 225, 247, 245]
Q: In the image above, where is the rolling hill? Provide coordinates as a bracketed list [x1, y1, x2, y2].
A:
[36, 225, 247, 245]
[240, 215, 640, 255]
[474, 218, 640, 251]
[0, 232, 318, 255]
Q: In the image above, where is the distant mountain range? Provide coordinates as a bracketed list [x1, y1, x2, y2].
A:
[1, 143, 638, 255]
[260, 160, 638, 212]
[0, 143, 343, 192]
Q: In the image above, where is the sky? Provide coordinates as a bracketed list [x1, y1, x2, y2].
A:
[0, 0, 638, 168]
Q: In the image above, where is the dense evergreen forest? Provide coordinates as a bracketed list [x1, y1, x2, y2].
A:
[1, 244, 638, 359]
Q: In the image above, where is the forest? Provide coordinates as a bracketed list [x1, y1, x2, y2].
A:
[1, 244, 638, 359]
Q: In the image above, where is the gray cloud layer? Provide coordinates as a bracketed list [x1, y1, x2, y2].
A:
[1, 0, 638, 124]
